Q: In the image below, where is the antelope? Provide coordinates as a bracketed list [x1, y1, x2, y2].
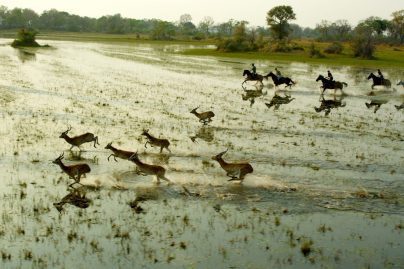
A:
[190, 106, 215, 125]
[141, 129, 171, 153]
[105, 142, 135, 162]
[59, 125, 100, 150]
[52, 152, 91, 187]
[212, 149, 253, 181]
[129, 152, 171, 184]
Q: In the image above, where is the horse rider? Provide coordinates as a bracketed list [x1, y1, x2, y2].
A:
[326, 70, 334, 82]
[377, 69, 384, 84]
[275, 67, 282, 78]
[251, 63, 257, 77]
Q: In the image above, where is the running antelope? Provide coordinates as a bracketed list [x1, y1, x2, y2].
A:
[129, 152, 171, 184]
[190, 106, 215, 125]
[141, 129, 171, 153]
[212, 149, 253, 181]
[105, 142, 135, 162]
[52, 152, 91, 187]
[59, 125, 99, 150]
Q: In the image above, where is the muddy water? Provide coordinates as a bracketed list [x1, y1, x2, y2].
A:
[0, 39, 403, 268]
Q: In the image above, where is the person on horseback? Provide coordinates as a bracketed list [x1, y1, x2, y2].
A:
[377, 69, 384, 84]
[251, 63, 257, 78]
[275, 67, 282, 78]
[326, 70, 333, 82]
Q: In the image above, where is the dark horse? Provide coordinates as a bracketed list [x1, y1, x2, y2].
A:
[316, 75, 348, 94]
[242, 70, 267, 85]
[367, 73, 391, 89]
[266, 72, 295, 88]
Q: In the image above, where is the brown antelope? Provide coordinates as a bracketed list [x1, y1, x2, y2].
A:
[59, 125, 99, 150]
[190, 106, 215, 125]
[129, 152, 171, 184]
[141, 129, 171, 153]
[105, 142, 135, 162]
[212, 149, 253, 181]
[52, 152, 91, 187]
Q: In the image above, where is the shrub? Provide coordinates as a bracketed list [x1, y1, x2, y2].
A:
[11, 28, 40, 48]
[308, 43, 325, 58]
[324, 42, 343, 54]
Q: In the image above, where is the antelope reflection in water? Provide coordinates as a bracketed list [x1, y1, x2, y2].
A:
[190, 126, 215, 143]
[53, 187, 90, 212]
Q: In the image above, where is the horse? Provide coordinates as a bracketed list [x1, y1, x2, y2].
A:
[367, 73, 391, 89]
[266, 72, 295, 88]
[316, 75, 348, 94]
[397, 80, 404, 87]
[242, 70, 266, 86]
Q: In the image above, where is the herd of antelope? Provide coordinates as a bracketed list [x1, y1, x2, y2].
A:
[53, 74, 403, 189]
[53, 108, 253, 188]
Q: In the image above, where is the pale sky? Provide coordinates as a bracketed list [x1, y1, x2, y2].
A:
[0, 0, 402, 27]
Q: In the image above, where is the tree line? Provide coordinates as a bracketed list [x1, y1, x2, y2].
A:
[0, 5, 403, 57]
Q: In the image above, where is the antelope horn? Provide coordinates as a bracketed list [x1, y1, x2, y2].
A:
[218, 148, 228, 156]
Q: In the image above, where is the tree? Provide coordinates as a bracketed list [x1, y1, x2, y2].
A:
[352, 21, 376, 59]
[151, 20, 175, 40]
[198, 16, 214, 37]
[179, 14, 192, 25]
[389, 10, 404, 44]
[266, 5, 296, 40]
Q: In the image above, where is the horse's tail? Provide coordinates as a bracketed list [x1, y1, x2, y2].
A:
[342, 82, 348, 87]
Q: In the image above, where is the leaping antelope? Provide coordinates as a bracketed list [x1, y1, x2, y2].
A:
[190, 106, 215, 125]
[129, 152, 171, 184]
[105, 142, 135, 162]
[59, 125, 99, 150]
[52, 152, 91, 187]
[212, 149, 253, 182]
[141, 129, 171, 153]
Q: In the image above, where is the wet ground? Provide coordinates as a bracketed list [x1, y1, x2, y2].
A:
[0, 39, 403, 268]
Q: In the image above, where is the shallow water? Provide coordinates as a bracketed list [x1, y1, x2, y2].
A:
[0, 38, 403, 268]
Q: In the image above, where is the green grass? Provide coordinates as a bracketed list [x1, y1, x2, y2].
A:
[1, 30, 402, 68]
[182, 41, 404, 68]
[0, 30, 213, 46]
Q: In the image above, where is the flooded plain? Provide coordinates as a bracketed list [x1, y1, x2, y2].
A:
[0, 38, 403, 268]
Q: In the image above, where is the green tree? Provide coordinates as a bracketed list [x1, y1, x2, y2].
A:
[266, 5, 296, 40]
[198, 16, 214, 37]
[389, 10, 404, 44]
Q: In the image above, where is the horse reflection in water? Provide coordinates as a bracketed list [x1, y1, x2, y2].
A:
[53, 187, 90, 212]
[314, 95, 346, 116]
[241, 84, 267, 107]
[265, 90, 295, 110]
[365, 99, 388, 113]
[190, 126, 215, 143]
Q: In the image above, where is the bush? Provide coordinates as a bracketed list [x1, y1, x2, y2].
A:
[351, 37, 375, 59]
[324, 42, 343, 54]
[11, 28, 40, 48]
[308, 43, 325, 58]
[216, 38, 256, 52]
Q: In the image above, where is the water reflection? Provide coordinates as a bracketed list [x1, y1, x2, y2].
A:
[53, 187, 91, 212]
[365, 98, 388, 113]
[241, 84, 267, 107]
[190, 126, 215, 143]
[265, 90, 295, 110]
[314, 95, 346, 116]
[16, 49, 36, 62]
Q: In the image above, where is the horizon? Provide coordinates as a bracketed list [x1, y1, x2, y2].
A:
[0, 0, 402, 28]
